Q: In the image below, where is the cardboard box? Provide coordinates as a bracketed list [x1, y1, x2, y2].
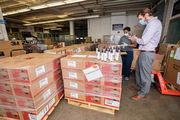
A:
[44, 48, 66, 55]
[0, 108, 6, 117]
[85, 84, 101, 95]
[16, 79, 63, 109]
[0, 94, 17, 107]
[164, 47, 180, 89]
[101, 62, 122, 76]
[101, 75, 122, 88]
[58, 42, 66, 47]
[131, 49, 140, 68]
[5, 109, 23, 120]
[152, 54, 164, 71]
[22, 90, 63, 120]
[0, 82, 14, 95]
[102, 87, 121, 99]
[65, 89, 85, 101]
[44, 39, 51, 45]
[64, 79, 85, 92]
[0, 40, 25, 58]
[12, 71, 57, 98]
[103, 97, 120, 108]
[85, 94, 102, 105]
[62, 69, 85, 81]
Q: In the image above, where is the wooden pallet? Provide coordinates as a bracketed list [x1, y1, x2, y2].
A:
[67, 99, 118, 115]
[0, 95, 64, 120]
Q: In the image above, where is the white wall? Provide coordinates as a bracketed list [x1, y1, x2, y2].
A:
[88, 13, 144, 44]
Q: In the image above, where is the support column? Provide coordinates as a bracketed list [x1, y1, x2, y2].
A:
[69, 21, 74, 35]
[0, 7, 8, 41]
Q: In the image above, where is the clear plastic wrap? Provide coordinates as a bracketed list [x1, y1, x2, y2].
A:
[103, 35, 115, 44]
[61, 51, 122, 109]
[0, 53, 64, 120]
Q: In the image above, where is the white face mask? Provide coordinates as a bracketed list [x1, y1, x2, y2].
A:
[124, 33, 129, 36]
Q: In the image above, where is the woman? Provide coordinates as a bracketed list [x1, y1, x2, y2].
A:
[118, 27, 137, 80]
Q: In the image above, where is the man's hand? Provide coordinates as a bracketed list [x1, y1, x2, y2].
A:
[129, 36, 137, 42]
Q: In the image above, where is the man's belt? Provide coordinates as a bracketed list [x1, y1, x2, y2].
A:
[140, 50, 155, 53]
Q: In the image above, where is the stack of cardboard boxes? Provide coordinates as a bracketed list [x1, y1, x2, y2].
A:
[0, 40, 25, 59]
[44, 43, 97, 55]
[61, 51, 122, 110]
[0, 53, 65, 120]
[164, 46, 180, 90]
[131, 49, 164, 71]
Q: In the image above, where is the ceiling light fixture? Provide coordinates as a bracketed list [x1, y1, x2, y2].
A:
[24, 15, 99, 26]
[3, 0, 87, 16]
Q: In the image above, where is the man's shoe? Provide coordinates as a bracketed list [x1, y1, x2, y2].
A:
[125, 77, 129, 81]
[129, 86, 140, 91]
[131, 95, 146, 100]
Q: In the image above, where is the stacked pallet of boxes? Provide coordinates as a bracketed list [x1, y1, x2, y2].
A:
[0, 53, 65, 120]
[44, 43, 97, 55]
[61, 51, 122, 113]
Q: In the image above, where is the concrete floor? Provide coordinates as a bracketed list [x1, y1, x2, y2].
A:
[48, 72, 180, 120]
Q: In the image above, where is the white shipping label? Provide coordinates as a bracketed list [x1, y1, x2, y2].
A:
[49, 98, 55, 108]
[177, 72, 180, 85]
[70, 82, 78, 88]
[36, 66, 45, 76]
[105, 100, 120, 107]
[83, 66, 103, 82]
[88, 55, 97, 58]
[69, 72, 77, 79]
[28, 114, 37, 120]
[62, 51, 65, 54]
[170, 50, 174, 57]
[37, 105, 49, 120]
[72, 55, 87, 58]
[40, 77, 48, 88]
[70, 92, 78, 98]
[68, 61, 76, 67]
[174, 48, 180, 60]
[77, 48, 81, 53]
[43, 89, 51, 100]
[57, 52, 61, 54]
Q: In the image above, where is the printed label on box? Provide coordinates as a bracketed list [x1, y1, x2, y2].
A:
[174, 48, 180, 60]
[83, 66, 103, 81]
[43, 89, 51, 100]
[72, 55, 87, 58]
[49, 98, 55, 108]
[57, 52, 61, 54]
[40, 77, 48, 88]
[77, 48, 81, 53]
[69, 72, 77, 79]
[88, 55, 97, 58]
[70, 82, 78, 88]
[46, 52, 56, 54]
[36, 66, 45, 76]
[177, 72, 180, 85]
[62, 51, 65, 54]
[170, 50, 174, 58]
[28, 114, 37, 120]
[70, 92, 78, 98]
[68, 61, 76, 67]
[37, 105, 49, 120]
[105, 99, 119, 107]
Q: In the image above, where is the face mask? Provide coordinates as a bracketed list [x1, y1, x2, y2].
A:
[139, 20, 147, 25]
[124, 33, 129, 36]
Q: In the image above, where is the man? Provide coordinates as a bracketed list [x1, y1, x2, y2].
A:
[129, 8, 162, 100]
[118, 27, 136, 81]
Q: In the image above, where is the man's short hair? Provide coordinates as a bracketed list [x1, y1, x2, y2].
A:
[137, 8, 153, 17]
[123, 27, 131, 31]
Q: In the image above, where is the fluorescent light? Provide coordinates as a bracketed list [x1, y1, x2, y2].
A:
[30, 4, 48, 10]
[65, 0, 86, 4]
[3, 0, 87, 16]
[57, 15, 68, 18]
[47, 2, 64, 7]
[24, 15, 99, 26]
[18, 8, 30, 13]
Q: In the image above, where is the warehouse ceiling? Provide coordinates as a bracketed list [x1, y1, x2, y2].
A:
[0, 0, 160, 27]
